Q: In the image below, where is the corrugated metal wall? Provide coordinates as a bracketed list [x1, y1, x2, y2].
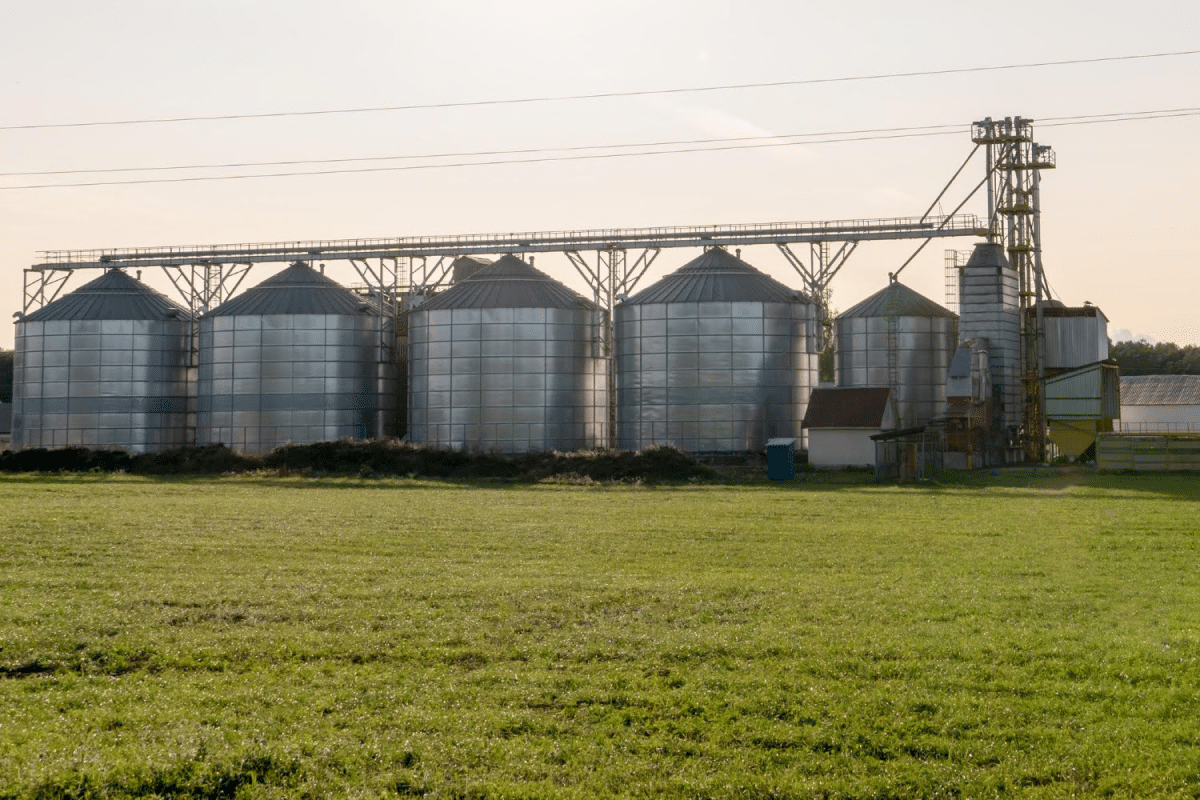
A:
[1043, 311, 1109, 370]
[957, 244, 1021, 433]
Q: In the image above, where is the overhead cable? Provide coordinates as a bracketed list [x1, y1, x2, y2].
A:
[0, 123, 966, 178]
[2, 107, 1196, 191]
[0, 130, 967, 190]
[1, 50, 1196, 132]
[2, 107, 1193, 181]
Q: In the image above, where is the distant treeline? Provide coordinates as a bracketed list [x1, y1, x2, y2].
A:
[0, 349, 11, 403]
[1110, 340, 1200, 376]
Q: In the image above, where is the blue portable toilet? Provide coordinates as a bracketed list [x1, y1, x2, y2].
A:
[766, 437, 797, 481]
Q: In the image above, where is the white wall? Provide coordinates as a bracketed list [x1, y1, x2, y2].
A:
[807, 428, 878, 468]
[1119, 405, 1200, 432]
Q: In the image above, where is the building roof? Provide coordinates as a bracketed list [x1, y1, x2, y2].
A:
[963, 242, 1011, 270]
[621, 247, 803, 305]
[802, 387, 893, 429]
[837, 280, 956, 320]
[23, 269, 189, 322]
[418, 254, 599, 311]
[1120, 375, 1200, 406]
[205, 262, 377, 317]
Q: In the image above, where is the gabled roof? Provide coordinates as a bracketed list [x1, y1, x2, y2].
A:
[838, 281, 956, 320]
[418, 254, 598, 310]
[23, 269, 189, 322]
[621, 247, 803, 305]
[802, 387, 893, 429]
[1120, 375, 1200, 405]
[205, 262, 376, 317]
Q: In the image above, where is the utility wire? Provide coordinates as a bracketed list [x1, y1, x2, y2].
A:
[1039, 106, 1200, 122]
[2, 49, 1196, 132]
[2, 107, 1196, 191]
[2, 107, 1195, 181]
[0, 123, 967, 178]
[0, 130, 967, 190]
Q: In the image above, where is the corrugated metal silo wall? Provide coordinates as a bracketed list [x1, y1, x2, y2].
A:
[12, 318, 192, 453]
[196, 312, 395, 454]
[407, 306, 609, 453]
[614, 300, 817, 452]
[835, 315, 957, 428]
[1042, 313, 1109, 370]
[958, 265, 1021, 431]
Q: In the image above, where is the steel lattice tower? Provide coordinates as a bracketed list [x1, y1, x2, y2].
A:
[972, 116, 1056, 461]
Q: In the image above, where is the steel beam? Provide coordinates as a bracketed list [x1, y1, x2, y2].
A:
[31, 215, 983, 272]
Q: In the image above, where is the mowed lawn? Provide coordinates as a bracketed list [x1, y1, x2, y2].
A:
[1, 472, 1199, 798]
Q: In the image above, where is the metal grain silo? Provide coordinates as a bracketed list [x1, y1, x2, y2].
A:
[197, 262, 397, 454]
[957, 242, 1021, 433]
[835, 281, 957, 428]
[407, 254, 608, 453]
[615, 247, 817, 453]
[12, 269, 192, 452]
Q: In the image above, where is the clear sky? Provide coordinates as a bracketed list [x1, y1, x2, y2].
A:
[2, 0, 1197, 350]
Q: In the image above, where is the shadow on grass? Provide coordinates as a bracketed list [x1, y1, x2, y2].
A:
[879, 469, 1200, 502]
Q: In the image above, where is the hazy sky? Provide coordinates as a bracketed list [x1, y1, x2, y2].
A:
[2, 1, 1197, 350]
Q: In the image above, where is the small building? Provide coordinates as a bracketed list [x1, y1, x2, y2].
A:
[802, 386, 896, 468]
[1044, 361, 1121, 458]
[872, 426, 942, 481]
[1118, 375, 1200, 433]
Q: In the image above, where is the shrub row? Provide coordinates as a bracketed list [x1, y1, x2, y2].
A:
[0, 441, 716, 483]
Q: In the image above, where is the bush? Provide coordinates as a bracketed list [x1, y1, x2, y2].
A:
[129, 444, 260, 475]
[263, 440, 715, 483]
[0, 441, 718, 483]
[0, 447, 132, 473]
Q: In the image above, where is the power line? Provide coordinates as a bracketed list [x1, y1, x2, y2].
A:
[2, 50, 1196, 132]
[0, 130, 966, 190]
[0, 123, 967, 178]
[4, 107, 1196, 181]
[1040, 106, 1200, 122]
[2, 108, 1195, 191]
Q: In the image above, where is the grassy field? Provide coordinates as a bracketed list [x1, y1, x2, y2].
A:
[1, 471, 1199, 798]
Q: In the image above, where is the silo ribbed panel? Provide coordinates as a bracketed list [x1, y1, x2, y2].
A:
[407, 256, 608, 453]
[834, 281, 958, 428]
[957, 243, 1021, 432]
[615, 248, 817, 452]
[13, 270, 193, 453]
[196, 263, 397, 454]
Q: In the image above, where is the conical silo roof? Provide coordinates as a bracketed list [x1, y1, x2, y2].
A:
[23, 269, 188, 321]
[838, 281, 956, 320]
[964, 242, 1011, 269]
[418, 254, 598, 310]
[205, 262, 376, 317]
[621, 248, 800, 305]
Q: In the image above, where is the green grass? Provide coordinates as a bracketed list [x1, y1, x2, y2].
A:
[1, 471, 1199, 798]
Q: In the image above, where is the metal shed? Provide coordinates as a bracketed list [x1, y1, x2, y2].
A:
[1117, 375, 1200, 433]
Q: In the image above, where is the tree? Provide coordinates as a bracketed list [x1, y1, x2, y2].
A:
[0, 349, 12, 403]
[818, 287, 837, 384]
[1109, 340, 1200, 375]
